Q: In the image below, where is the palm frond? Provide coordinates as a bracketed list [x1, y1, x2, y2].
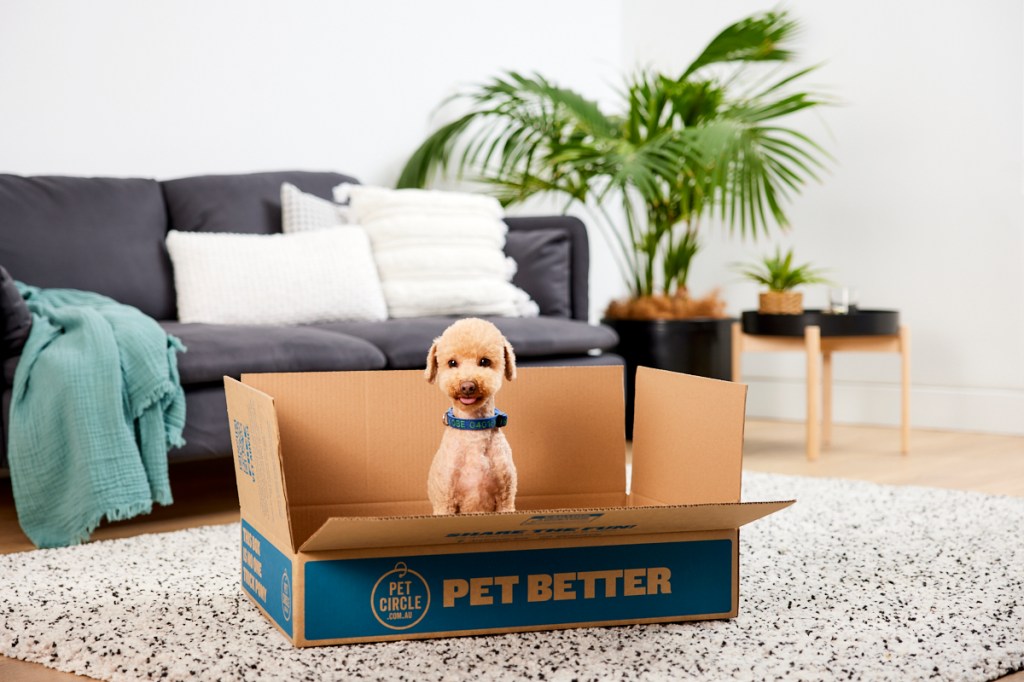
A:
[396, 113, 479, 189]
[681, 11, 800, 80]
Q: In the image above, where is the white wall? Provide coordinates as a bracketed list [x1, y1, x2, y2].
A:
[3, 1, 1023, 435]
[0, 0, 622, 182]
[625, 0, 1024, 435]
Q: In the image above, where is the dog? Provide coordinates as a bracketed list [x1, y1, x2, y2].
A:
[425, 318, 517, 515]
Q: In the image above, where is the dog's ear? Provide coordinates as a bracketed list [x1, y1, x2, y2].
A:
[425, 340, 440, 383]
[503, 340, 517, 381]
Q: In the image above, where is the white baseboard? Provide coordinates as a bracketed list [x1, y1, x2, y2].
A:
[742, 377, 1024, 436]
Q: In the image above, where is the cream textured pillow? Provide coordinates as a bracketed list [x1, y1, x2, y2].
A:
[334, 184, 539, 318]
[165, 229, 387, 325]
[281, 182, 350, 233]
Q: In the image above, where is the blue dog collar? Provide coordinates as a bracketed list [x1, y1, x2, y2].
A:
[443, 408, 508, 430]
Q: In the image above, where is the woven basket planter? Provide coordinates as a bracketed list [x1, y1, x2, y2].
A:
[759, 291, 803, 315]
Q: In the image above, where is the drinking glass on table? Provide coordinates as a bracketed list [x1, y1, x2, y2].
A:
[828, 287, 857, 314]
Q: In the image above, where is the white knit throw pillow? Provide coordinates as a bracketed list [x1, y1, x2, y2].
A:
[281, 182, 350, 233]
[166, 228, 387, 325]
[334, 184, 539, 318]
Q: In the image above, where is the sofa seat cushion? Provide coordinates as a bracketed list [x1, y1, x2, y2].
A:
[311, 316, 619, 369]
[161, 322, 386, 385]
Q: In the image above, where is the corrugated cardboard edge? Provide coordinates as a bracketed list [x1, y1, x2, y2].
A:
[293, 610, 738, 647]
[298, 500, 795, 552]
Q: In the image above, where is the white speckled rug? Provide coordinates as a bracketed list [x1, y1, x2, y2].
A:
[1, 472, 1022, 682]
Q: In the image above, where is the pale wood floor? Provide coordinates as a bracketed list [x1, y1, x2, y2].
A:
[1, 420, 1022, 681]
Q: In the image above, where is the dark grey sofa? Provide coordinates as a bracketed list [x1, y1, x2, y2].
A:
[0, 170, 620, 468]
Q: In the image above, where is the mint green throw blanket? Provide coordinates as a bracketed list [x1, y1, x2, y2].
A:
[8, 284, 186, 548]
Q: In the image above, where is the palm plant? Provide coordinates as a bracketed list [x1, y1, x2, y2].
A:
[398, 10, 831, 315]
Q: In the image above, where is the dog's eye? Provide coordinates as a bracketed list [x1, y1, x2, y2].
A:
[447, 359, 458, 368]
[479, 357, 492, 368]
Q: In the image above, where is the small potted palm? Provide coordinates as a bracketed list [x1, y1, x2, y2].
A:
[735, 247, 830, 314]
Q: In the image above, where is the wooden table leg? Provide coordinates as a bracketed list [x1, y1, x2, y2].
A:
[822, 350, 833, 447]
[805, 326, 821, 461]
[900, 325, 911, 454]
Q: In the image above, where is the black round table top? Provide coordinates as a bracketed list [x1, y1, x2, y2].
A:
[741, 309, 900, 337]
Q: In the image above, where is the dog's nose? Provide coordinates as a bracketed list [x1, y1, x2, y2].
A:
[459, 381, 478, 397]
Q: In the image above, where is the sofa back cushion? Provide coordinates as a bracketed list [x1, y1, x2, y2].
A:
[504, 228, 571, 318]
[162, 170, 357, 234]
[0, 175, 176, 319]
[504, 216, 589, 320]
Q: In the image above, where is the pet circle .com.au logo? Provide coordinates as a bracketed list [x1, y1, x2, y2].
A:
[281, 571, 292, 622]
[371, 562, 430, 630]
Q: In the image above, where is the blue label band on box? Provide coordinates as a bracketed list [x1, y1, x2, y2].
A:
[241, 520, 293, 637]
[304, 538, 732, 641]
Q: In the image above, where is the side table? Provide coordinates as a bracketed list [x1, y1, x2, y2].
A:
[731, 310, 910, 461]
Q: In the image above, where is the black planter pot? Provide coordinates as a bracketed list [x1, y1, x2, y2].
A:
[603, 317, 735, 439]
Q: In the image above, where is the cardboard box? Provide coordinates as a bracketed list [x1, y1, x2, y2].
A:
[224, 365, 792, 646]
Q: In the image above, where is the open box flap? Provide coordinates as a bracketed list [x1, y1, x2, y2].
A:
[224, 377, 294, 551]
[298, 499, 795, 553]
[631, 367, 747, 505]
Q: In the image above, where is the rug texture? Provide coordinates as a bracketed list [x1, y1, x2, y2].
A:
[0, 472, 1021, 682]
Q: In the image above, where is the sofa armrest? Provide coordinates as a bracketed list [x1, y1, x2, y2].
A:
[503, 216, 590, 321]
[0, 266, 31, 469]
[1, 267, 31, 386]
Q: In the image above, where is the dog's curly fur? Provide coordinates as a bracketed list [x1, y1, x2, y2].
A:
[425, 318, 517, 515]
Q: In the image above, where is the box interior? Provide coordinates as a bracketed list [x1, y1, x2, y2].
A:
[240, 366, 630, 546]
